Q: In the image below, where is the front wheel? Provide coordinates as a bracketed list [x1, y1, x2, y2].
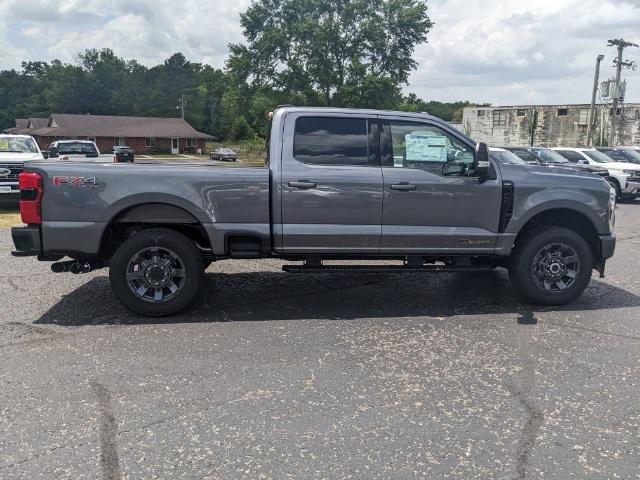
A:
[508, 226, 593, 305]
[109, 228, 203, 316]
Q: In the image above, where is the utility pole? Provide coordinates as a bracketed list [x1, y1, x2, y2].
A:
[177, 94, 186, 119]
[607, 38, 638, 146]
[587, 55, 605, 146]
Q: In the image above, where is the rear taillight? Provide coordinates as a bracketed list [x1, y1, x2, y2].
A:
[19, 172, 43, 224]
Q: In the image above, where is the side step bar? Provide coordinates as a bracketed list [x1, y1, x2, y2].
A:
[282, 264, 494, 273]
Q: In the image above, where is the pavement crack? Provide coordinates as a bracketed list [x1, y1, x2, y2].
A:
[90, 381, 122, 480]
[506, 382, 544, 480]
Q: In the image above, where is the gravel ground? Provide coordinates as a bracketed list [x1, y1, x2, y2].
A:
[0, 205, 639, 479]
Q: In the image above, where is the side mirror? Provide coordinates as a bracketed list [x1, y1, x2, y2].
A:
[48, 147, 58, 158]
[474, 142, 490, 177]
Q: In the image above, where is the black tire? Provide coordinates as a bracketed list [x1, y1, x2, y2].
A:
[109, 228, 203, 316]
[508, 226, 593, 305]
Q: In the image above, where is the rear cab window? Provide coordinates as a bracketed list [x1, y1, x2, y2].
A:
[293, 117, 371, 166]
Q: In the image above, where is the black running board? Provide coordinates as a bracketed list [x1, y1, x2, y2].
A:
[282, 264, 494, 273]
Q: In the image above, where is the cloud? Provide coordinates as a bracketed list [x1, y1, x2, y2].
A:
[1, 0, 640, 105]
[409, 0, 640, 104]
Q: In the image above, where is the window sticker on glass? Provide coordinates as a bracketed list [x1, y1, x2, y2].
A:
[405, 132, 447, 163]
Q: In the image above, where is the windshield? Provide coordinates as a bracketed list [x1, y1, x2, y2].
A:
[0, 136, 39, 153]
[490, 149, 527, 165]
[583, 150, 611, 163]
[56, 142, 98, 155]
[531, 148, 569, 163]
[618, 149, 640, 164]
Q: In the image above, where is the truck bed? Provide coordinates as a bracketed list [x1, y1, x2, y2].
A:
[29, 161, 270, 256]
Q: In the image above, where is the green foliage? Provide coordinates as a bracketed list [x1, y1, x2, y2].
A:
[0, 4, 488, 139]
[229, 0, 432, 106]
[229, 116, 255, 141]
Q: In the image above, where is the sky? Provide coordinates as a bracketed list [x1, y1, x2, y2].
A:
[1, 0, 640, 106]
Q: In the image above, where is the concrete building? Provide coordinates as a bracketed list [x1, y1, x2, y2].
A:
[461, 104, 640, 147]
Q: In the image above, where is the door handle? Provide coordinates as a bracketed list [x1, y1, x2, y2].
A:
[390, 183, 416, 191]
[288, 180, 317, 189]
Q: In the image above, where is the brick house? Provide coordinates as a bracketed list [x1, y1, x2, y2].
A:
[4, 114, 215, 154]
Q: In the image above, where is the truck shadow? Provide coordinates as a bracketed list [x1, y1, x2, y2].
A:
[35, 269, 640, 326]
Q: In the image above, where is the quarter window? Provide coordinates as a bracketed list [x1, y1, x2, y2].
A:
[384, 121, 475, 176]
[293, 117, 369, 166]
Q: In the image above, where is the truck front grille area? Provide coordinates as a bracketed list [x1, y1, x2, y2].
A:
[0, 163, 23, 183]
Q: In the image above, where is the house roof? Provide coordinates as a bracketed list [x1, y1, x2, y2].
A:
[30, 114, 214, 139]
[3, 117, 50, 134]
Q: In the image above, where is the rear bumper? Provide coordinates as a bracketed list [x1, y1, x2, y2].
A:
[599, 234, 616, 260]
[11, 226, 41, 256]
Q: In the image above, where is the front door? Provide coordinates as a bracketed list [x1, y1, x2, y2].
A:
[379, 118, 502, 253]
[171, 138, 179, 154]
[278, 113, 383, 253]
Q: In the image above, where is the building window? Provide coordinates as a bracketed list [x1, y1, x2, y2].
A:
[114, 137, 126, 147]
[516, 109, 527, 117]
[187, 138, 198, 147]
[609, 107, 622, 116]
[87, 137, 96, 143]
[557, 108, 569, 116]
[145, 137, 157, 147]
[477, 110, 486, 117]
[578, 109, 589, 126]
[492, 111, 507, 127]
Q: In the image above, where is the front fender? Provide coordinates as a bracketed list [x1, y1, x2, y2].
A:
[507, 188, 609, 235]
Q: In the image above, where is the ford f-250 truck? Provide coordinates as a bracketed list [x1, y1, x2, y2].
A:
[11, 107, 617, 316]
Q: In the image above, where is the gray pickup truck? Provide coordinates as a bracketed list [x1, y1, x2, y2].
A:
[11, 107, 616, 316]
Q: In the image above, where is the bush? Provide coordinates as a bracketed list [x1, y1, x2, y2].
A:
[229, 116, 254, 141]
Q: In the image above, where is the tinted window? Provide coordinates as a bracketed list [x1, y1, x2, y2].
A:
[384, 121, 475, 176]
[599, 149, 627, 162]
[294, 117, 369, 166]
[490, 150, 527, 165]
[531, 148, 569, 163]
[55, 142, 98, 155]
[510, 149, 539, 163]
[555, 150, 585, 163]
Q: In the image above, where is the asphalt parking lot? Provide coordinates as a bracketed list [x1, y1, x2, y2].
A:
[1, 204, 639, 479]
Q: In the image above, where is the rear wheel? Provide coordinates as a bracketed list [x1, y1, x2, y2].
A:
[508, 226, 593, 305]
[109, 228, 203, 316]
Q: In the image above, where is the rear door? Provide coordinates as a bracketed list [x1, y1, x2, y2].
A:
[379, 117, 502, 253]
[279, 113, 383, 253]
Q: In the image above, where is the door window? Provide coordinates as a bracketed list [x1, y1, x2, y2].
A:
[383, 121, 475, 176]
[293, 117, 369, 166]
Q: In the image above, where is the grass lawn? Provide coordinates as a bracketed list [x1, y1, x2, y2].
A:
[0, 210, 22, 228]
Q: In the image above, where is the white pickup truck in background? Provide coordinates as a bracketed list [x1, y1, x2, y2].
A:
[45, 140, 113, 161]
[0, 134, 44, 198]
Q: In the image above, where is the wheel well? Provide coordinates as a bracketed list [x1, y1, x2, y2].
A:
[98, 203, 212, 260]
[516, 209, 599, 257]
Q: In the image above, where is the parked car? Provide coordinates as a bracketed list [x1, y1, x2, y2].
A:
[552, 147, 640, 200]
[47, 140, 112, 161]
[209, 148, 237, 161]
[112, 146, 135, 163]
[596, 147, 640, 165]
[0, 134, 44, 198]
[502, 146, 612, 184]
[12, 106, 616, 316]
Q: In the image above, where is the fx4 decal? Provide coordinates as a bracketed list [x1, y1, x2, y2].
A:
[52, 176, 99, 187]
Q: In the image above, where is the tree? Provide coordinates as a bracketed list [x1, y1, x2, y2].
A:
[228, 0, 432, 107]
[229, 116, 254, 141]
